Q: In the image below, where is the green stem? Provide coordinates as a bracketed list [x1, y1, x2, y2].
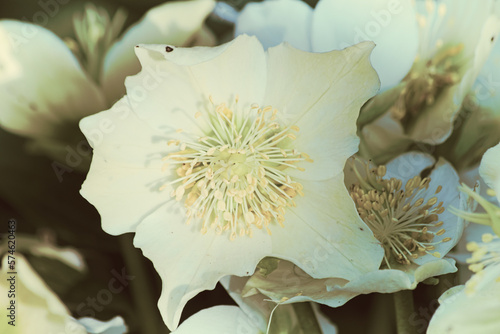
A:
[119, 234, 165, 334]
[292, 302, 323, 334]
[393, 290, 417, 334]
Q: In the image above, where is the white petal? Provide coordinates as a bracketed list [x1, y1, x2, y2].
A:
[133, 201, 271, 330]
[311, 0, 418, 90]
[78, 316, 127, 334]
[264, 42, 380, 180]
[0, 20, 106, 139]
[80, 98, 168, 235]
[220, 275, 272, 332]
[325, 258, 456, 297]
[241, 258, 455, 310]
[383, 151, 435, 181]
[172, 306, 260, 334]
[480, 142, 500, 201]
[102, 0, 215, 104]
[428, 264, 500, 334]
[472, 34, 500, 111]
[412, 158, 463, 264]
[359, 113, 412, 164]
[235, 0, 313, 51]
[271, 174, 384, 280]
[126, 35, 267, 134]
[383, 153, 464, 265]
[0, 255, 84, 333]
[0, 26, 21, 82]
[3, 234, 86, 272]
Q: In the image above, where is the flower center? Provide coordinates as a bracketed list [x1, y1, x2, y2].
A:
[161, 97, 311, 240]
[392, 43, 463, 123]
[391, 2, 465, 124]
[349, 161, 451, 268]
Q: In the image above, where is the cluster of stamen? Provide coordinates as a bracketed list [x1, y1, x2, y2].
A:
[349, 161, 450, 268]
[449, 186, 500, 234]
[392, 1, 463, 123]
[160, 97, 311, 240]
[465, 233, 500, 294]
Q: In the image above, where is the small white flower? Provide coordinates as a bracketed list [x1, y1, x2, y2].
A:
[0, 255, 126, 333]
[80, 35, 383, 329]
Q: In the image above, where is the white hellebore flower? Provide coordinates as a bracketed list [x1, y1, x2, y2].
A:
[0, 255, 126, 334]
[235, 0, 419, 90]
[236, 152, 465, 307]
[80, 35, 384, 329]
[0, 0, 215, 170]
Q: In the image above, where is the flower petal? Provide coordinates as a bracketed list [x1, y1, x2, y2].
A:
[133, 201, 271, 330]
[0, 255, 75, 332]
[102, 0, 215, 104]
[311, 0, 418, 90]
[413, 158, 463, 265]
[172, 306, 260, 334]
[428, 264, 500, 334]
[359, 113, 412, 164]
[264, 41, 380, 180]
[383, 151, 435, 181]
[77, 316, 127, 334]
[0, 20, 106, 139]
[0, 26, 21, 82]
[241, 257, 456, 309]
[235, 0, 313, 51]
[125, 35, 267, 134]
[270, 174, 384, 280]
[80, 98, 168, 235]
[480, 142, 500, 201]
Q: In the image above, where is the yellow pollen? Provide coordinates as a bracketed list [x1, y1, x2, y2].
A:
[482, 233, 494, 243]
[487, 188, 496, 197]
